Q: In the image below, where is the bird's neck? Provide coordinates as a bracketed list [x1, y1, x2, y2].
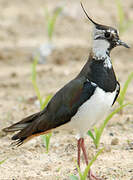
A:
[78, 40, 112, 78]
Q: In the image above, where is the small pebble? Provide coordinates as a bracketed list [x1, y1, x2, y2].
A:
[127, 142, 133, 150]
[111, 138, 119, 145]
[109, 132, 114, 136]
[23, 160, 29, 165]
[43, 165, 51, 171]
[129, 169, 133, 173]
[10, 72, 17, 78]
[126, 117, 130, 122]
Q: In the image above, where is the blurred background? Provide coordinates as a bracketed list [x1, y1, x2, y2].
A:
[0, 0, 133, 179]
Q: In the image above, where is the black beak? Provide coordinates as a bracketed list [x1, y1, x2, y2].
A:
[117, 39, 130, 48]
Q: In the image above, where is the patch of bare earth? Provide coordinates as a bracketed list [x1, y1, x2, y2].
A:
[0, 0, 133, 179]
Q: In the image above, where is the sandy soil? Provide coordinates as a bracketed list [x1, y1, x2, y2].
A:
[0, 0, 133, 179]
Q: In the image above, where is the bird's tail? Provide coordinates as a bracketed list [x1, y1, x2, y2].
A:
[3, 111, 51, 146]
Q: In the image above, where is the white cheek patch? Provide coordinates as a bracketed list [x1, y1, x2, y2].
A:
[92, 28, 112, 69]
[92, 27, 115, 69]
[93, 39, 110, 57]
[92, 40, 112, 69]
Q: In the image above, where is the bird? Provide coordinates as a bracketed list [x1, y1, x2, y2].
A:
[3, 2, 129, 180]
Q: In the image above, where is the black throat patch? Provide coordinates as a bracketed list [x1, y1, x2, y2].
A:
[87, 59, 117, 92]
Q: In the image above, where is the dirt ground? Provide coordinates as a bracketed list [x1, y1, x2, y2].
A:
[0, 0, 133, 179]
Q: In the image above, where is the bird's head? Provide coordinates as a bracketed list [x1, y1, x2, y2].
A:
[81, 3, 129, 53]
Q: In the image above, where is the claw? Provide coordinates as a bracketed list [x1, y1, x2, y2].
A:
[89, 170, 103, 180]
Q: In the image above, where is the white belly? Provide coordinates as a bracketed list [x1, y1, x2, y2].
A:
[67, 86, 117, 138]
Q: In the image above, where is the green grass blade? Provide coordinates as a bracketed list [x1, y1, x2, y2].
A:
[46, 7, 62, 41]
[69, 175, 79, 180]
[41, 94, 52, 110]
[32, 57, 38, 81]
[0, 158, 7, 165]
[76, 163, 84, 180]
[114, 0, 125, 33]
[31, 58, 53, 153]
[44, 7, 50, 21]
[83, 148, 104, 178]
[31, 58, 42, 106]
[121, 20, 133, 34]
[117, 72, 133, 105]
[32, 81, 42, 107]
[115, 0, 124, 22]
[94, 127, 98, 136]
[41, 95, 53, 153]
[94, 103, 129, 148]
[41, 133, 52, 153]
[93, 127, 100, 149]
[87, 130, 95, 142]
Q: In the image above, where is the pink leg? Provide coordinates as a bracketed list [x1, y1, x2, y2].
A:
[77, 138, 82, 167]
[80, 138, 88, 165]
[80, 138, 102, 180]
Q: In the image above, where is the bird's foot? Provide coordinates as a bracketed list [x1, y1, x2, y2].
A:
[88, 170, 102, 180]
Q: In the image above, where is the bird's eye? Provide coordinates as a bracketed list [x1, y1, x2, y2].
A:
[104, 32, 111, 39]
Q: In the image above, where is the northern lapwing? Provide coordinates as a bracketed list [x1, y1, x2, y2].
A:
[3, 3, 129, 180]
